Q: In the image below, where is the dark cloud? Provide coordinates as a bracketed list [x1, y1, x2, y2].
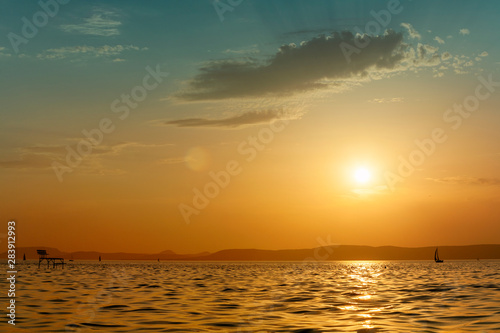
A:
[426, 177, 500, 186]
[177, 30, 408, 101]
[165, 109, 287, 128]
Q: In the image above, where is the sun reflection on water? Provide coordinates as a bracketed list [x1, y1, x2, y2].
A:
[336, 262, 387, 331]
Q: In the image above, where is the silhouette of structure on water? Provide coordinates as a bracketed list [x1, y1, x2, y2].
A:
[37, 249, 65, 269]
[434, 247, 444, 263]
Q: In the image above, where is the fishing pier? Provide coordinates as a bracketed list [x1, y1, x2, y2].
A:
[37, 250, 65, 269]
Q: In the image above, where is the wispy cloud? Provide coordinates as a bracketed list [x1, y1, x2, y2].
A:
[434, 36, 445, 44]
[368, 97, 404, 104]
[441, 52, 452, 60]
[451, 55, 474, 74]
[0, 144, 121, 170]
[401, 23, 421, 40]
[164, 109, 297, 128]
[348, 185, 389, 199]
[36, 45, 147, 60]
[0, 142, 173, 175]
[223, 44, 260, 55]
[0, 46, 11, 57]
[159, 157, 186, 165]
[459, 28, 470, 36]
[426, 176, 500, 186]
[60, 9, 122, 36]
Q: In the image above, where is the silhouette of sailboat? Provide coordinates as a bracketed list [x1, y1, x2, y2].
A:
[99, 255, 101, 262]
[434, 248, 443, 263]
[23, 253, 26, 261]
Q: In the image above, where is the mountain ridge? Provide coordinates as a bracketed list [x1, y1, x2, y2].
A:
[3, 244, 500, 261]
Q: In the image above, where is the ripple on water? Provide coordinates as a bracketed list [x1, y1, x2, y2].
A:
[9, 260, 500, 332]
[80, 322, 127, 328]
[100, 304, 130, 310]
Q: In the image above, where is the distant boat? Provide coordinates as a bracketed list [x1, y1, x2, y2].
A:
[434, 248, 444, 263]
[99, 255, 101, 262]
[23, 253, 26, 261]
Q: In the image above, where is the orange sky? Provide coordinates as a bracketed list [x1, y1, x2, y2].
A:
[1, 1, 500, 253]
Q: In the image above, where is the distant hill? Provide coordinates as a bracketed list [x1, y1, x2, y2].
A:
[1, 246, 207, 261]
[2, 245, 500, 261]
[187, 244, 500, 261]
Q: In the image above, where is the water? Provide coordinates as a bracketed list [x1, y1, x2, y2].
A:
[1, 260, 500, 332]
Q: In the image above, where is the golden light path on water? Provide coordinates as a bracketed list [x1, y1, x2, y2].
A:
[337, 262, 385, 330]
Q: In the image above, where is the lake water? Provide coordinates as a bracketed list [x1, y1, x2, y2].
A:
[1, 260, 500, 332]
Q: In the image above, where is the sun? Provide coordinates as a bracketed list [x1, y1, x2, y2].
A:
[353, 167, 371, 184]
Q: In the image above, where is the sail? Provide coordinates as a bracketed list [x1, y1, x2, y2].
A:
[434, 248, 443, 262]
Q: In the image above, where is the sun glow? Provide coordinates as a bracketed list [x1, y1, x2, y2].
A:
[353, 167, 371, 184]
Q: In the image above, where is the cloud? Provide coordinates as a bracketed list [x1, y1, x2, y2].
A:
[475, 51, 489, 62]
[368, 97, 404, 103]
[0, 46, 11, 57]
[401, 23, 421, 40]
[348, 185, 389, 199]
[459, 28, 470, 36]
[0, 152, 54, 169]
[60, 9, 122, 36]
[441, 52, 452, 61]
[176, 25, 461, 102]
[434, 36, 445, 44]
[426, 176, 500, 186]
[159, 157, 186, 165]
[36, 45, 147, 60]
[410, 43, 441, 68]
[416, 43, 439, 60]
[0, 142, 173, 175]
[0, 144, 119, 170]
[451, 55, 474, 74]
[223, 45, 260, 55]
[164, 109, 296, 128]
[177, 30, 430, 101]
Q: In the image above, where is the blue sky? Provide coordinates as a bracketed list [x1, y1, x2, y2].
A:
[1, 1, 497, 107]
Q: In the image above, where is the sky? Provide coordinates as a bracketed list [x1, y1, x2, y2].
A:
[1, 0, 499, 254]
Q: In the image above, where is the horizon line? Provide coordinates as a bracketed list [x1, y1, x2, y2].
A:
[11, 243, 500, 255]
